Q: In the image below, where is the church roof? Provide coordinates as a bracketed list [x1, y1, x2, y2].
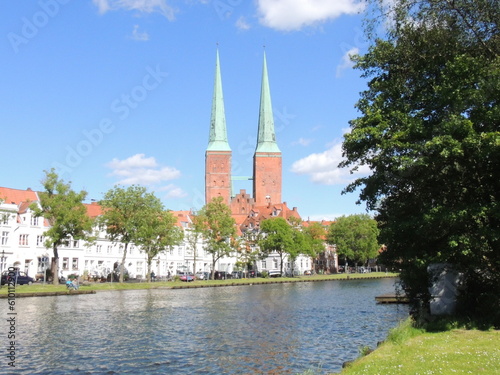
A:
[207, 49, 231, 152]
[255, 51, 280, 154]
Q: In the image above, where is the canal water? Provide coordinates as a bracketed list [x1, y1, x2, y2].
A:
[12, 278, 407, 374]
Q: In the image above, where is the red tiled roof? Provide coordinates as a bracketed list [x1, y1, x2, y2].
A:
[0, 187, 38, 205]
[84, 202, 103, 218]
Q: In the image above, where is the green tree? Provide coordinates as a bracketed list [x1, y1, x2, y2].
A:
[259, 217, 294, 276]
[135, 209, 183, 282]
[185, 213, 204, 275]
[341, 0, 499, 323]
[99, 185, 164, 283]
[327, 215, 379, 269]
[304, 222, 327, 258]
[32, 169, 93, 285]
[197, 196, 236, 280]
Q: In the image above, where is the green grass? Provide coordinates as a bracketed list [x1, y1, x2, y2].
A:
[338, 319, 500, 375]
[0, 272, 398, 294]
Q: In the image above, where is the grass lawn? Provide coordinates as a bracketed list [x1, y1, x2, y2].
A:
[339, 319, 500, 375]
[0, 272, 398, 294]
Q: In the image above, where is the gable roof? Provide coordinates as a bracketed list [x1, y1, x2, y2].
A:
[0, 187, 39, 205]
[84, 202, 103, 218]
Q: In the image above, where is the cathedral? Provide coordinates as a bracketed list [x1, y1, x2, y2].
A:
[205, 50, 301, 229]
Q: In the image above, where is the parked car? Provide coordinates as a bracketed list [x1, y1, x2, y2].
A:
[231, 271, 243, 279]
[303, 270, 312, 276]
[195, 272, 209, 280]
[1, 270, 34, 285]
[180, 273, 195, 282]
[247, 270, 261, 278]
[268, 270, 282, 278]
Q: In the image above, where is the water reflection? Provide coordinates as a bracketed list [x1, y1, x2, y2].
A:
[13, 278, 407, 374]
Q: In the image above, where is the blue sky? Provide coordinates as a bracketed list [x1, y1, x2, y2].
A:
[1, 0, 373, 220]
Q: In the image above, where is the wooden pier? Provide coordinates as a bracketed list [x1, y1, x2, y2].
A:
[375, 293, 409, 304]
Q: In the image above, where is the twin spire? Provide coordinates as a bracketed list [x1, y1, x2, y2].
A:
[207, 49, 279, 153]
[207, 49, 231, 152]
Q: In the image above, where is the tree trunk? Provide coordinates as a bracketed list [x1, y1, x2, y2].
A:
[52, 244, 59, 285]
[279, 250, 284, 276]
[119, 242, 129, 283]
[211, 257, 217, 280]
[146, 256, 152, 282]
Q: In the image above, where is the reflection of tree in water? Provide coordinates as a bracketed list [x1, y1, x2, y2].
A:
[215, 285, 300, 374]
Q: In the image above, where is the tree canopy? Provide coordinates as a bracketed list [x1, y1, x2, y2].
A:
[342, 0, 499, 324]
[259, 217, 295, 276]
[327, 215, 380, 267]
[197, 197, 236, 279]
[99, 185, 165, 282]
[135, 209, 183, 282]
[32, 169, 93, 284]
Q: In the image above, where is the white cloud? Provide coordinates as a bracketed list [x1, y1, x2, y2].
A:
[107, 153, 157, 169]
[257, 0, 365, 31]
[92, 0, 177, 20]
[106, 154, 181, 185]
[235, 16, 251, 30]
[131, 24, 150, 41]
[292, 137, 313, 146]
[336, 47, 359, 77]
[159, 184, 188, 199]
[291, 141, 370, 185]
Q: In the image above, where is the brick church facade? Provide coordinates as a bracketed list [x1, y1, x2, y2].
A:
[205, 50, 298, 227]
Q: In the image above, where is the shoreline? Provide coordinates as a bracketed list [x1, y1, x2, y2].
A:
[0, 273, 399, 297]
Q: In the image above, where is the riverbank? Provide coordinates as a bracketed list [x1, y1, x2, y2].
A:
[336, 319, 500, 375]
[0, 272, 398, 296]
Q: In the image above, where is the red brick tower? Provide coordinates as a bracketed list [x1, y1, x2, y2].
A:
[253, 52, 282, 206]
[205, 50, 232, 205]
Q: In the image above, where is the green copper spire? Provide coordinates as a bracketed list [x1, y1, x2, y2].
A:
[207, 49, 231, 152]
[255, 51, 280, 153]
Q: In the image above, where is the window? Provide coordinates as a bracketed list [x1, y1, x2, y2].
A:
[73, 240, 79, 248]
[273, 259, 278, 269]
[136, 261, 143, 275]
[261, 260, 267, 269]
[96, 245, 102, 253]
[62, 257, 69, 270]
[30, 216, 39, 226]
[72, 258, 78, 271]
[129, 245, 134, 255]
[178, 246, 183, 256]
[37, 257, 46, 272]
[19, 234, 29, 246]
[36, 235, 45, 246]
[1, 231, 9, 245]
[118, 245, 123, 254]
[0, 256, 6, 272]
[107, 245, 112, 254]
[1, 215, 8, 225]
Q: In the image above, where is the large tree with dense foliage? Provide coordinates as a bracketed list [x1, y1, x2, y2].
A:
[327, 215, 379, 268]
[135, 209, 183, 282]
[259, 217, 295, 276]
[32, 169, 93, 284]
[99, 185, 165, 283]
[197, 196, 236, 280]
[341, 0, 499, 324]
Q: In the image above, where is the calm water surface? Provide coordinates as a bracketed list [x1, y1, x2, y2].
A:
[11, 278, 407, 374]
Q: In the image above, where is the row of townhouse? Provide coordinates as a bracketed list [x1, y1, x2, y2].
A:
[0, 187, 316, 281]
